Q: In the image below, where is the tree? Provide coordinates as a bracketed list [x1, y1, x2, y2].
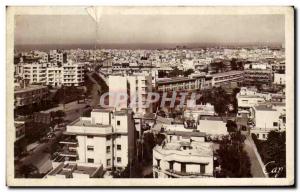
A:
[216, 131, 251, 177]
[230, 58, 238, 70]
[226, 120, 237, 133]
[264, 131, 286, 177]
[183, 69, 194, 77]
[168, 67, 183, 77]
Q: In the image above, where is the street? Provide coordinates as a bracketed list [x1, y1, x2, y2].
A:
[243, 136, 267, 178]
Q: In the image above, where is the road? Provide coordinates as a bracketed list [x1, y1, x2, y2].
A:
[243, 136, 267, 177]
[19, 130, 63, 166]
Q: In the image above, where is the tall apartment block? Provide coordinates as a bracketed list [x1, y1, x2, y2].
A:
[59, 108, 136, 173]
[108, 73, 153, 115]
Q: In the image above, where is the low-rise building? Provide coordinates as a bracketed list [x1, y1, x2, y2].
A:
[153, 140, 214, 178]
[236, 87, 271, 111]
[197, 116, 229, 137]
[251, 103, 286, 140]
[273, 73, 285, 85]
[14, 85, 49, 108]
[45, 162, 104, 178]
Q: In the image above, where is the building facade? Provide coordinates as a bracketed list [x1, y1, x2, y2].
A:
[14, 85, 49, 108]
[153, 139, 214, 178]
[60, 108, 136, 172]
[108, 73, 153, 115]
[211, 70, 244, 87]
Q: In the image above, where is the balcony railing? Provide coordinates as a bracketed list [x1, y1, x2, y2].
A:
[153, 167, 213, 178]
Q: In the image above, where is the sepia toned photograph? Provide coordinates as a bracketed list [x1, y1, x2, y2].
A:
[6, 6, 294, 187]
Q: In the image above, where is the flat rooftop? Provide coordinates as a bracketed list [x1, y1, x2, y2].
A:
[165, 130, 206, 137]
[68, 118, 112, 128]
[157, 77, 196, 84]
[47, 163, 101, 178]
[158, 141, 213, 157]
[211, 70, 244, 78]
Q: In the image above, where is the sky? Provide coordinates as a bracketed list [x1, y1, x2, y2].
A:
[14, 14, 285, 46]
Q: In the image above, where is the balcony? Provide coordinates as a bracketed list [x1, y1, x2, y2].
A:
[164, 169, 213, 178]
[59, 136, 78, 145]
[59, 149, 78, 158]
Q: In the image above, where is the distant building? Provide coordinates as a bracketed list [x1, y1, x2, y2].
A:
[236, 87, 271, 111]
[62, 62, 85, 86]
[153, 140, 214, 178]
[244, 69, 273, 87]
[156, 75, 205, 92]
[273, 73, 285, 85]
[59, 108, 136, 172]
[17, 62, 85, 87]
[211, 70, 244, 87]
[14, 85, 49, 108]
[45, 162, 104, 178]
[251, 103, 286, 140]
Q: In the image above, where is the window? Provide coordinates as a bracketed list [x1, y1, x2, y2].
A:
[273, 122, 278, 127]
[87, 146, 94, 151]
[107, 159, 111, 166]
[263, 134, 266, 139]
[117, 145, 122, 150]
[200, 164, 206, 174]
[106, 136, 111, 141]
[157, 159, 160, 168]
[87, 158, 94, 163]
[106, 146, 111, 153]
[181, 163, 186, 173]
[87, 135, 94, 139]
[117, 157, 122, 163]
[117, 120, 120, 126]
[169, 162, 174, 170]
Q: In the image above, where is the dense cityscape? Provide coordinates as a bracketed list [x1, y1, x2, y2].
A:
[13, 45, 286, 179]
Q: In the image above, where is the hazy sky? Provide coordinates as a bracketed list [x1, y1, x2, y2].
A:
[15, 14, 284, 45]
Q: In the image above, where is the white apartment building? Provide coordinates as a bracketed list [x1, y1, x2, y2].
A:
[236, 87, 271, 111]
[49, 50, 66, 64]
[47, 67, 63, 87]
[62, 63, 85, 86]
[18, 62, 85, 87]
[251, 104, 286, 140]
[22, 63, 48, 84]
[153, 139, 214, 178]
[273, 73, 285, 85]
[60, 108, 136, 171]
[108, 73, 153, 115]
